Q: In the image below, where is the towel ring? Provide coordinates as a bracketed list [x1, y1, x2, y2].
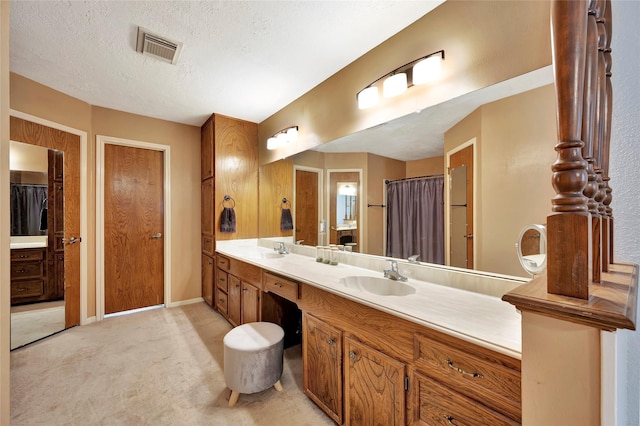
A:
[281, 197, 291, 209]
[223, 195, 236, 208]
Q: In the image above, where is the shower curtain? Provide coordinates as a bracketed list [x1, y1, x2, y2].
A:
[10, 184, 48, 236]
[386, 176, 444, 264]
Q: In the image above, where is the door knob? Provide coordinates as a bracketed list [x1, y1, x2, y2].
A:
[67, 236, 81, 245]
[151, 233, 163, 239]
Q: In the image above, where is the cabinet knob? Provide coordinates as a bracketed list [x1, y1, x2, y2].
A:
[327, 338, 334, 345]
[444, 415, 458, 426]
[349, 351, 356, 360]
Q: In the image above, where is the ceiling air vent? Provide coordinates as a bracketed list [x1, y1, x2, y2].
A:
[136, 27, 183, 65]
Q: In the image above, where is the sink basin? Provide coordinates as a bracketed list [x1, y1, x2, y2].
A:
[339, 276, 416, 296]
[251, 252, 285, 260]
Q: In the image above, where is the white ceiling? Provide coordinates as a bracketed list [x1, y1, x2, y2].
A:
[9, 0, 445, 127]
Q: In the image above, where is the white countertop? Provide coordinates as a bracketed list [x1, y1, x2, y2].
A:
[216, 240, 523, 359]
[10, 236, 47, 249]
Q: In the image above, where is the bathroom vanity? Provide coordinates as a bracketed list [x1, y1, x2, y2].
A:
[214, 240, 524, 425]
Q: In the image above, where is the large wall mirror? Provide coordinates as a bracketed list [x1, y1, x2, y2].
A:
[9, 141, 66, 349]
[259, 67, 558, 278]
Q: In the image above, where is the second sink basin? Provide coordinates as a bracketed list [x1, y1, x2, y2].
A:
[339, 276, 416, 296]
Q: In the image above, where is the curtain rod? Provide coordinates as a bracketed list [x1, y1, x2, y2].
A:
[385, 173, 444, 184]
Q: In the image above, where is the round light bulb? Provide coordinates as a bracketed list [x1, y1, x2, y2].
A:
[383, 73, 407, 98]
[357, 86, 379, 109]
[413, 55, 442, 85]
[267, 137, 278, 150]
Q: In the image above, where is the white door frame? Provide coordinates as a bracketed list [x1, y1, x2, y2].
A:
[293, 165, 323, 245]
[326, 168, 364, 250]
[10, 109, 90, 325]
[444, 138, 477, 268]
[96, 135, 171, 321]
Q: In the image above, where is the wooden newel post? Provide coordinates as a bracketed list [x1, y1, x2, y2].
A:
[547, 0, 591, 299]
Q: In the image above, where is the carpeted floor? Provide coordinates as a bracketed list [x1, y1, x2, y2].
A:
[10, 302, 334, 425]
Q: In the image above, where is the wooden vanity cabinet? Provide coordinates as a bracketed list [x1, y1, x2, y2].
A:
[10, 247, 47, 304]
[303, 314, 344, 424]
[297, 282, 521, 425]
[216, 255, 261, 326]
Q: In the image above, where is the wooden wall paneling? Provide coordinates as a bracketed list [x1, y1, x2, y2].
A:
[10, 116, 80, 327]
[201, 115, 214, 180]
[214, 115, 259, 240]
[258, 158, 293, 238]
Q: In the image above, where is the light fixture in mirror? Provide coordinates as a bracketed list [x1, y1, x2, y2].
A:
[516, 224, 547, 276]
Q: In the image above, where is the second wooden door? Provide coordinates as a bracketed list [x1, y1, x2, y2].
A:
[104, 144, 164, 315]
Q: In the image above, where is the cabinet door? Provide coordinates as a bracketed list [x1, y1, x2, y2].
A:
[303, 314, 343, 424]
[201, 178, 214, 238]
[241, 281, 260, 324]
[227, 275, 241, 326]
[201, 116, 214, 180]
[344, 336, 406, 426]
[201, 254, 214, 307]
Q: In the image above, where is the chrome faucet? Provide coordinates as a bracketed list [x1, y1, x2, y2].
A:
[384, 260, 407, 281]
[274, 242, 289, 255]
[408, 254, 420, 264]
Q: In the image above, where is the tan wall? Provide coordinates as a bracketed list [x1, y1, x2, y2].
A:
[9, 74, 201, 318]
[522, 311, 601, 425]
[406, 156, 444, 178]
[1, 2, 10, 423]
[259, 1, 551, 165]
[444, 85, 556, 276]
[366, 153, 405, 256]
[9, 141, 48, 172]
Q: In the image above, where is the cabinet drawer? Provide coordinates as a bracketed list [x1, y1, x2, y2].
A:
[263, 272, 298, 301]
[216, 290, 228, 315]
[216, 269, 228, 292]
[11, 261, 44, 280]
[413, 333, 521, 420]
[11, 248, 44, 261]
[409, 370, 519, 426]
[11, 279, 45, 299]
[217, 255, 230, 271]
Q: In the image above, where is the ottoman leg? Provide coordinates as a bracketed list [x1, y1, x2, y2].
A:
[273, 380, 283, 392]
[228, 390, 240, 407]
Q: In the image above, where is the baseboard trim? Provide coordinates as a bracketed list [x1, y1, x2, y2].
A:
[82, 316, 97, 325]
[167, 297, 204, 308]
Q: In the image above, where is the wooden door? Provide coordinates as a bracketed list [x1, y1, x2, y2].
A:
[344, 336, 405, 426]
[449, 145, 474, 269]
[329, 171, 360, 248]
[227, 275, 241, 326]
[295, 169, 319, 246]
[303, 314, 343, 424]
[10, 116, 81, 328]
[240, 282, 260, 324]
[104, 144, 164, 315]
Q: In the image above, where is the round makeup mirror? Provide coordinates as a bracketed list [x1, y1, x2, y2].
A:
[516, 224, 547, 276]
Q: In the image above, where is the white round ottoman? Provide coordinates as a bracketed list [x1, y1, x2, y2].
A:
[223, 322, 285, 407]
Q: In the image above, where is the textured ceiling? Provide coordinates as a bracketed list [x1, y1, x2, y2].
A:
[10, 0, 444, 127]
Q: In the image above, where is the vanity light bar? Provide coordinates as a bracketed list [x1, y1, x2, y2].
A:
[356, 50, 445, 110]
[267, 126, 298, 150]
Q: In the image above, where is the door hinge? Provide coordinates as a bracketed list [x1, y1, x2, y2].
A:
[404, 376, 409, 391]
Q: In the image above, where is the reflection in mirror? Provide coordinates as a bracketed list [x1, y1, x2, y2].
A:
[258, 69, 557, 277]
[9, 141, 65, 350]
[329, 170, 361, 252]
[517, 224, 547, 276]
